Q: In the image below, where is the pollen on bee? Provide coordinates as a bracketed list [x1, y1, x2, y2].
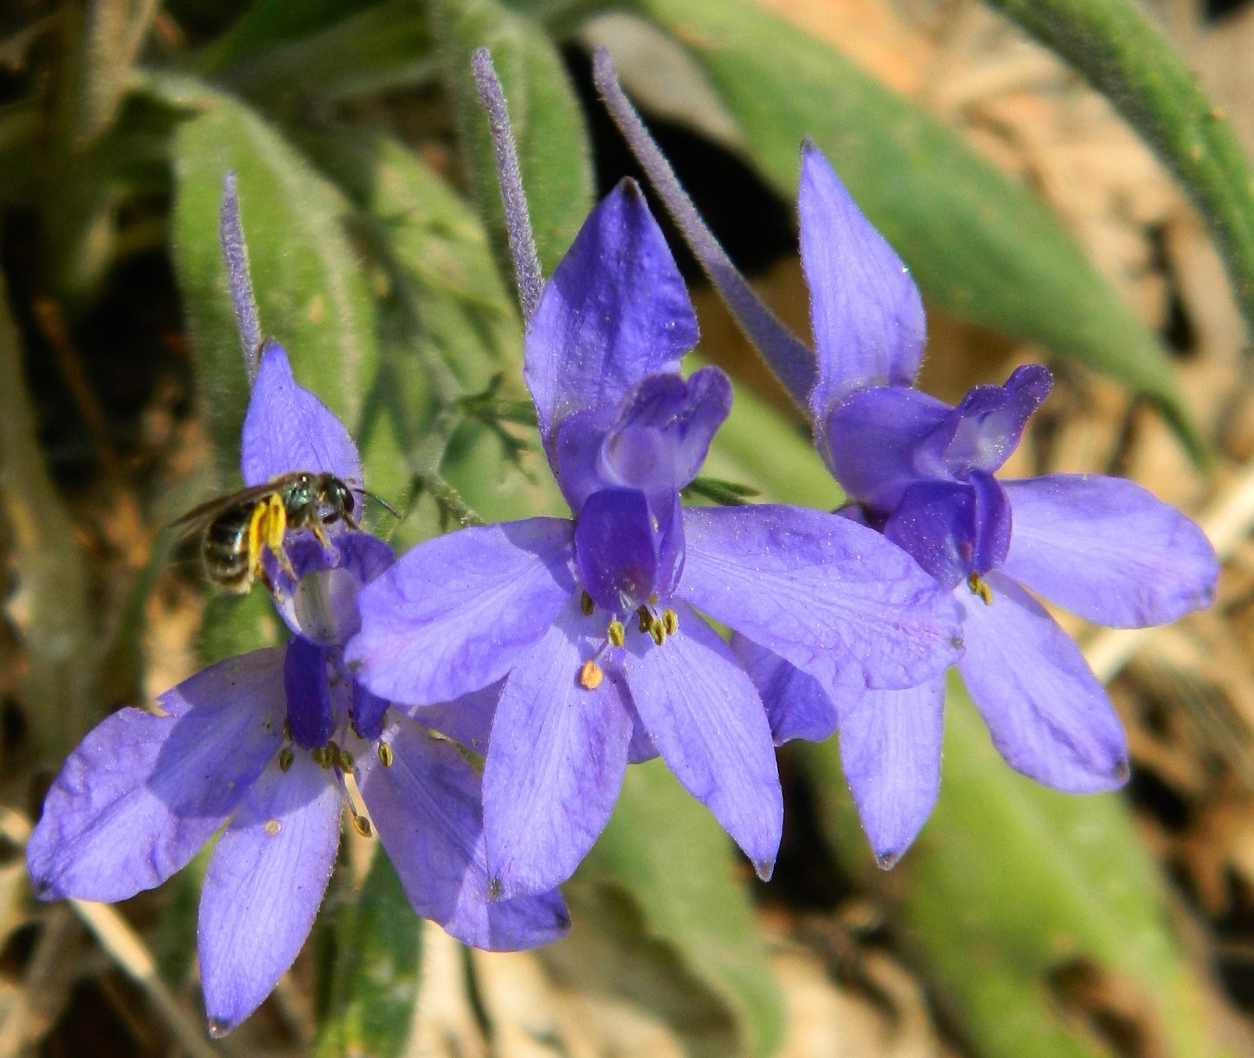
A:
[578, 660, 604, 690]
[966, 572, 993, 606]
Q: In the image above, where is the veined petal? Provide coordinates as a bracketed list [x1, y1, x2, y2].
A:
[957, 572, 1129, 792]
[574, 487, 659, 614]
[731, 635, 841, 745]
[1001, 474, 1218, 627]
[241, 341, 362, 488]
[622, 604, 782, 878]
[271, 532, 396, 639]
[198, 754, 341, 1036]
[800, 143, 926, 418]
[601, 367, 732, 493]
[407, 680, 502, 754]
[347, 518, 576, 705]
[936, 365, 1052, 475]
[525, 180, 698, 445]
[681, 506, 962, 692]
[819, 385, 952, 510]
[839, 680, 944, 867]
[483, 599, 633, 898]
[28, 649, 285, 903]
[359, 713, 571, 949]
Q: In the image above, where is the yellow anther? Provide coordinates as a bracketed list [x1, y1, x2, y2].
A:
[278, 746, 294, 773]
[662, 608, 678, 636]
[282, 719, 293, 742]
[578, 660, 604, 690]
[637, 607, 651, 633]
[580, 591, 595, 616]
[607, 619, 625, 647]
[649, 618, 666, 646]
[377, 743, 394, 767]
[352, 815, 373, 838]
[338, 748, 355, 771]
[966, 572, 993, 606]
[264, 819, 281, 836]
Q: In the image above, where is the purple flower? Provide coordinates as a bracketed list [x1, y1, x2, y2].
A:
[346, 180, 963, 899]
[27, 341, 568, 1036]
[741, 143, 1219, 866]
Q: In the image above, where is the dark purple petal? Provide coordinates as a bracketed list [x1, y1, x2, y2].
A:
[602, 367, 732, 493]
[483, 599, 633, 898]
[819, 385, 951, 509]
[359, 713, 571, 949]
[957, 572, 1129, 791]
[351, 680, 390, 742]
[622, 605, 782, 878]
[407, 680, 502, 754]
[800, 143, 926, 418]
[198, 754, 341, 1036]
[731, 635, 840, 745]
[525, 180, 698, 445]
[839, 679, 944, 867]
[27, 650, 285, 903]
[1001, 474, 1218, 627]
[347, 518, 576, 705]
[680, 505, 963, 692]
[935, 364, 1052, 475]
[283, 638, 334, 750]
[241, 341, 362, 488]
[575, 488, 659, 613]
[882, 472, 1011, 588]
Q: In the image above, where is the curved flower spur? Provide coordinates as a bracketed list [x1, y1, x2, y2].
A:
[26, 174, 568, 1038]
[345, 51, 964, 903]
[593, 49, 1218, 869]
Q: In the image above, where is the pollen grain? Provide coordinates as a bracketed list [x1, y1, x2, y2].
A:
[578, 660, 604, 690]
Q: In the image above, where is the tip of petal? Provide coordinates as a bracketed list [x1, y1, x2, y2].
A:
[754, 858, 775, 882]
[1114, 757, 1131, 785]
[875, 851, 901, 871]
[207, 1018, 233, 1039]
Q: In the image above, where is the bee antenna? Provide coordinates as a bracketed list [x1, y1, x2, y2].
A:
[362, 488, 401, 519]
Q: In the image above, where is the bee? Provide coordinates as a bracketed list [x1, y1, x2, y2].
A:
[172, 471, 359, 593]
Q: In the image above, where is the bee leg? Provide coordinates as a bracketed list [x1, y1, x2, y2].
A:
[311, 518, 338, 555]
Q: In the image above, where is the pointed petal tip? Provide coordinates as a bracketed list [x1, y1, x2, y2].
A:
[1114, 758, 1131, 785]
[754, 858, 775, 882]
[875, 850, 901, 871]
[207, 1017, 233, 1039]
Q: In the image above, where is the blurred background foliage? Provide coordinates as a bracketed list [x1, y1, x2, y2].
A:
[2, 0, 1254, 1055]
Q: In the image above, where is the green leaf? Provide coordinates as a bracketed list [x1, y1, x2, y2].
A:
[985, 0, 1254, 344]
[314, 847, 423, 1058]
[571, 759, 784, 1058]
[628, 0, 1202, 458]
[198, 0, 388, 75]
[800, 678, 1228, 1058]
[165, 81, 380, 476]
[427, 0, 595, 278]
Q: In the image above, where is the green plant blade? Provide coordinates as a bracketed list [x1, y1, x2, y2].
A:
[165, 80, 380, 474]
[626, 0, 1202, 457]
[427, 0, 595, 279]
[800, 679, 1228, 1058]
[314, 847, 423, 1058]
[985, 0, 1254, 343]
[570, 759, 784, 1058]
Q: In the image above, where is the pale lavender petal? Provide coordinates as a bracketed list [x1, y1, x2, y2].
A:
[241, 341, 362, 487]
[622, 604, 782, 878]
[1001, 474, 1218, 627]
[882, 471, 1011, 588]
[574, 487, 659, 613]
[602, 367, 732, 493]
[800, 142, 926, 418]
[360, 713, 571, 948]
[347, 518, 576, 705]
[731, 634, 840, 745]
[819, 385, 951, 510]
[525, 180, 698, 445]
[938, 364, 1052, 475]
[957, 572, 1129, 791]
[839, 679, 944, 867]
[284, 637, 333, 749]
[271, 532, 395, 640]
[408, 680, 502, 754]
[28, 650, 285, 903]
[680, 505, 962, 692]
[483, 599, 633, 898]
[198, 754, 341, 1036]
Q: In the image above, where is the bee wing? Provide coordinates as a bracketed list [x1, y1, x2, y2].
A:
[168, 473, 304, 530]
